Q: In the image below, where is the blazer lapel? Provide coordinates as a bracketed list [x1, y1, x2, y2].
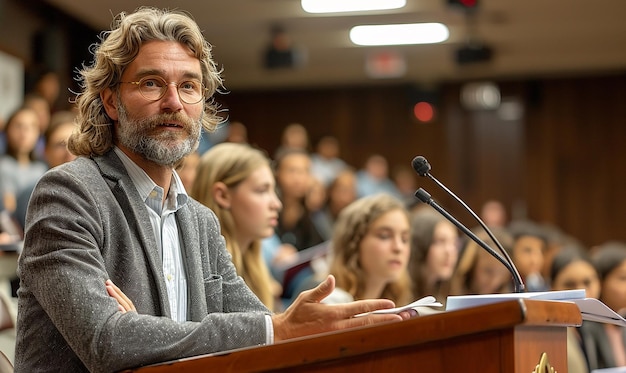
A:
[94, 150, 172, 318]
[177, 206, 208, 321]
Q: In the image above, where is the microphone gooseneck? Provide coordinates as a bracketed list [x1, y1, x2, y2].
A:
[414, 188, 515, 279]
[411, 156, 525, 293]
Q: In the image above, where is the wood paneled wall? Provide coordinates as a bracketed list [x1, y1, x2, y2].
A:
[220, 72, 626, 248]
[523, 74, 626, 248]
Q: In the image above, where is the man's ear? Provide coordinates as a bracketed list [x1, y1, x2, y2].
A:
[101, 87, 119, 121]
[212, 182, 231, 210]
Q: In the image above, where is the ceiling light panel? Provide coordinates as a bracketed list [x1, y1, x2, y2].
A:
[301, 0, 406, 14]
[350, 23, 450, 46]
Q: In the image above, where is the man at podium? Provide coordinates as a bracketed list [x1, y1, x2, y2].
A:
[13, 7, 411, 373]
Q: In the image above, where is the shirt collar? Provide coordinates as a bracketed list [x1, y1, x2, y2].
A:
[113, 146, 188, 211]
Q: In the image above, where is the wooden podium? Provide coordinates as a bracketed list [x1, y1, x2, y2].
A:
[123, 299, 582, 373]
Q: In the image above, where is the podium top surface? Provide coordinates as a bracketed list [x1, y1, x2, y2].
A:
[122, 298, 582, 373]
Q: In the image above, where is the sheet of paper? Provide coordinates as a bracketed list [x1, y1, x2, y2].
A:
[445, 289, 586, 311]
[354, 296, 443, 317]
[573, 298, 626, 327]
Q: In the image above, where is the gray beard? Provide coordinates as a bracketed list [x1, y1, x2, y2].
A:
[115, 99, 201, 167]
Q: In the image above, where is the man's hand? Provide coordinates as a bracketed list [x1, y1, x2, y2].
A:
[105, 279, 136, 313]
[271, 275, 411, 341]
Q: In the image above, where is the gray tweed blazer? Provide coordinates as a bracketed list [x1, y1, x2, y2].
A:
[15, 150, 270, 373]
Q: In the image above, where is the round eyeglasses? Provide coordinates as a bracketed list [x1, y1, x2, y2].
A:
[120, 75, 207, 104]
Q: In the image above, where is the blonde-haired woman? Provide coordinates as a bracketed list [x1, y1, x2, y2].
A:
[191, 142, 282, 311]
[323, 193, 413, 306]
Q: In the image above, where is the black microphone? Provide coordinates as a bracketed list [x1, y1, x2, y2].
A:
[411, 156, 525, 293]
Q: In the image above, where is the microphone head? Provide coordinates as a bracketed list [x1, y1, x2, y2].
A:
[414, 188, 432, 203]
[411, 156, 431, 177]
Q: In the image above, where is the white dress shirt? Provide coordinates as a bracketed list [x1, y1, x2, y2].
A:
[114, 147, 188, 322]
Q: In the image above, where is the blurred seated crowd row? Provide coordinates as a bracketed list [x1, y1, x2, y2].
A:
[0, 69, 625, 372]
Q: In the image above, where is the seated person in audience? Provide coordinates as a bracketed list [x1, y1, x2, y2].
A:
[579, 241, 626, 370]
[356, 153, 401, 199]
[0, 199, 21, 245]
[0, 116, 5, 154]
[550, 245, 600, 373]
[310, 135, 347, 188]
[391, 164, 418, 205]
[409, 206, 460, 304]
[508, 219, 549, 291]
[0, 107, 47, 214]
[305, 176, 327, 218]
[322, 193, 413, 306]
[479, 199, 508, 228]
[14, 110, 78, 230]
[22, 93, 51, 160]
[191, 142, 283, 311]
[28, 68, 61, 111]
[275, 122, 310, 156]
[306, 176, 333, 244]
[309, 168, 358, 241]
[260, 232, 299, 282]
[449, 227, 515, 295]
[273, 147, 324, 251]
[224, 120, 248, 144]
[15, 8, 412, 372]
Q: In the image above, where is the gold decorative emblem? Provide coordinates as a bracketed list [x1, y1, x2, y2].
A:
[532, 352, 556, 373]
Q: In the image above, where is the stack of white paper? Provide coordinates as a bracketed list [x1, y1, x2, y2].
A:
[446, 289, 626, 327]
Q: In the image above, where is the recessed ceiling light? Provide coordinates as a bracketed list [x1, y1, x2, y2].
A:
[350, 23, 449, 46]
[301, 0, 406, 14]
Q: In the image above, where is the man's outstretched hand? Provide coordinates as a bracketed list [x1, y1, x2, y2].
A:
[271, 275, 414, 341]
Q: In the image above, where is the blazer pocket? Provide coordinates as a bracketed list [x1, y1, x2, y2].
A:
[204, 275, 223, 312]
